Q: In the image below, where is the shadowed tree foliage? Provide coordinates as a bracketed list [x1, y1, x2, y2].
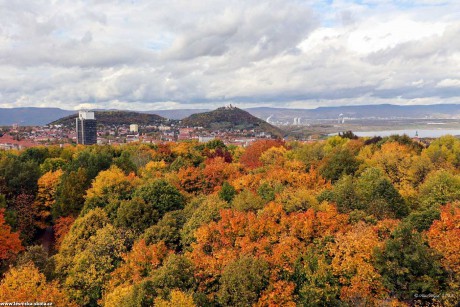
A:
[374, 223, 447, 301]
[16, 245, 54, 280]
[320, 147, 360, 182]
[53, 168, 91, 218]
[141, 210, 187, 251]
[218, 181, 236, 203]
[133, 180, 185, 217]
[0, 155, 40, 197]
[356, 168, 409, 219]
[217, 256, 270, 306]
[115, 197, 160, 234]
[149, 254, 195, 299]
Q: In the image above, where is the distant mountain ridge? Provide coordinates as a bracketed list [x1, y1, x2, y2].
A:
[247, 104, 460, 122]
[2, 104, 460, 126]
[181, 106, 284, 136]
[0, 107, 75, 126]
[50, 111, 167, 127]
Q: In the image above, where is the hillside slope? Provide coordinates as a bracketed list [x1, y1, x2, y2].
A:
[0, 108, 75, 126]
[181, 106, 283, 136]
[50, 111, 168, 127]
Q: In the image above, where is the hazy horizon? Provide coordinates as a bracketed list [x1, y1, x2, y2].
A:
[4, 102, 460, 112]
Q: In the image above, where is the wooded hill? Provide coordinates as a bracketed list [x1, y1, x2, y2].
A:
[49, 111, 168, 127]
[181, 106, 284, 137]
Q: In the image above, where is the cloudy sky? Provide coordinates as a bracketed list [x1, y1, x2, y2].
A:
[1, 0, 459, 110]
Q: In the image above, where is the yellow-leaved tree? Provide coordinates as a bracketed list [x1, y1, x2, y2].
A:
[0, 262, 76, 306]
[34, 169, 63, 229]
[154, 290, 196, 307]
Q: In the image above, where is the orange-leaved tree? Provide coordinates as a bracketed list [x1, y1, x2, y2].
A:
[328, 222, 392, 305]
[0, 209, 23, 263]
[108, 240, 170, 291]
[427, 202, 460, 301]
[189, 203, 349, 304]
[239, 140, 285, 169]
[53, 215, 76, 249]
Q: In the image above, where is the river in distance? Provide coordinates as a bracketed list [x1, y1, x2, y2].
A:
[350, 129, 460, 138]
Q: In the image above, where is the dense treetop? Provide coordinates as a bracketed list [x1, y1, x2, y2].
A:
[0, 135, 459, 306]
[181, 107, 283, 137]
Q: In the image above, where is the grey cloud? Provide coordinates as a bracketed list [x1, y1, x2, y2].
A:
[0, 0, 459, 109]
[367, 25, 460, 63]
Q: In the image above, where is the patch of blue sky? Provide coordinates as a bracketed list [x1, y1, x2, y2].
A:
[144, 33, 174, 51]
[351, 0, 378, 9]
[310, 0, 451, 27]
[310, 0, 338, 27]
[396, 0, 451, 8]
[357, 0, 450, 10]
[51, 29, 68, 39]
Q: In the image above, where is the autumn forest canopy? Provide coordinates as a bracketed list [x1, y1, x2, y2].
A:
[0, 135, 459, 306]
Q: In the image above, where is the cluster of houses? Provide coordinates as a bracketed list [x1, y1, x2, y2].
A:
[0, 125, 70, 150]
[0, 111, 276, 150]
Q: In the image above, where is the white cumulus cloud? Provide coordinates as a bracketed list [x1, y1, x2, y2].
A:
[0, 0, 459, 109]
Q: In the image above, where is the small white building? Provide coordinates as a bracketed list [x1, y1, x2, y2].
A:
[198, 136, 215, 143]
[158, 125, 171, 131]
[130, 124, 139, 133]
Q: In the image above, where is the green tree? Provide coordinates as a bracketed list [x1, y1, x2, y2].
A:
[320, 147, 360, 182]
[218, 182, 236, 203]
[217, 256, 269, 306]
[374, 224, 447, 301]
[404, 208, 441, 232]
[16, 245, 54, 281]
[54, 208, 110, 274]
[113, 151, 138, 175]
[356, 168, 408, 219]
[141, 210, 186, 251]
[257, 182, 283, 202]
[40, 157, 66, 173]
[181, 195, 229, 248]
[339, 130, 358, 140]
[0, 156, 40, 197]
[150, 254, 195, 299]
[66, 147, 113, 180]
[20, 147, 50, 165]
[418, 170, 460, 209]
[53, 168, 91, 218]
[63, 224, 128, 306]
[295, 247, 341, 306]
[423, 135, 460, 169]
[115, 197, 160, 234]
[133, 180, 185, 217]
[13, 193, 37, 244]
[292, 142, 325, 170]
[332, 175, 362, 213]
[231, 189, 265, 212]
